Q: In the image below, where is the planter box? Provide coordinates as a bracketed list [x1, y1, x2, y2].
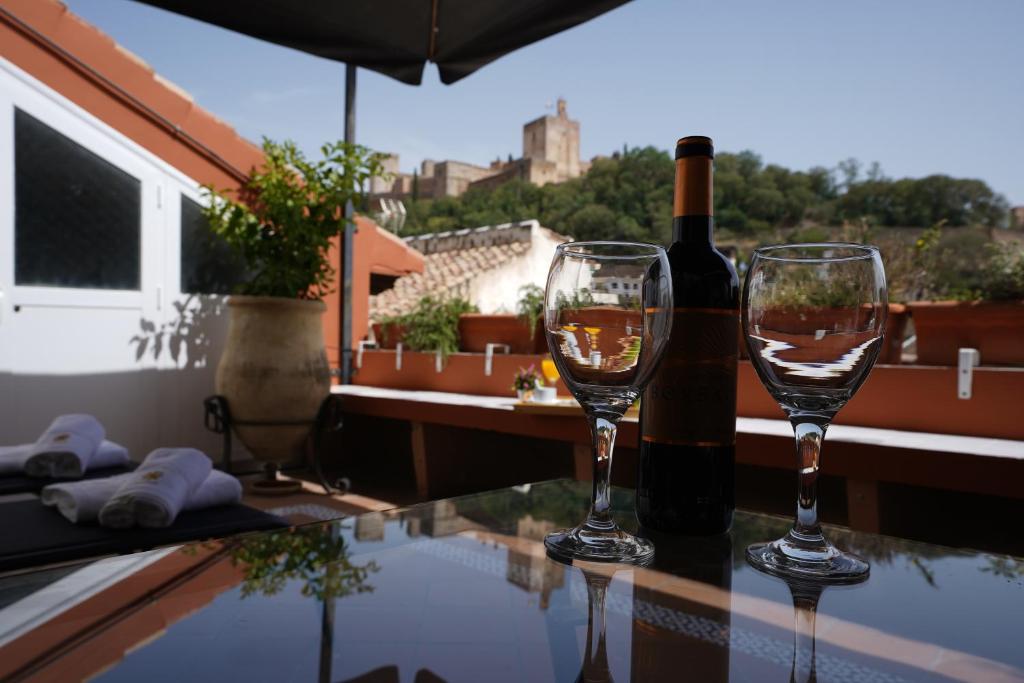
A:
[371, 322, 405, 349]
[908, 301, 1024, 366]
[880, 303, 909, 364]
[738, 304, 906, 363]
[352, 350, 1024, 440]
[355, 349, 569, 397]
[458, 314, 534, 354]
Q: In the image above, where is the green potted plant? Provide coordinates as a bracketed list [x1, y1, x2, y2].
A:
[850, 224, 919, 364]
[908, 235, 1024, 366]
[399, 295, 477, 361]
[516, 284, 548, 353]
[374, 295, 476, 358]
[203, 138, 386, 470]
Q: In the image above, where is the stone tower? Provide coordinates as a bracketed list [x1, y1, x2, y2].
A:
[521, 98, 581, 184]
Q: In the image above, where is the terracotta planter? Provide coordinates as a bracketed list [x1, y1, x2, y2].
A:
[908, 300, 1024, 366]
[740, 304, 900, 363]
[879, 303, 909, 364]
[216, 296, 330, 464]
[458, 314, 534, 354]
[532, 319, 549, 354]
[371, 322, 405, 349]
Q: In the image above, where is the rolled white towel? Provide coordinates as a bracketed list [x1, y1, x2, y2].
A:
[43, 469, 241, 524]
[41, 473, 131, 523]
[185, 470, 243, 512]
[99, 448, 212, 529]
[24, 415, 106, 479]
[3, 440, 129, 478]
[0, 444, 32, 476]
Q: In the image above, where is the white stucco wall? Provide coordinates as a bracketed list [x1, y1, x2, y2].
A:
[470, 223, 569, 313]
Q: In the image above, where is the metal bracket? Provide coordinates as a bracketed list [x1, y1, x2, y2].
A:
[395, 343, 403, 370]
[958, 347, 980, 399]
[484, 343, 511, 376]
[356, 340, 377, 369]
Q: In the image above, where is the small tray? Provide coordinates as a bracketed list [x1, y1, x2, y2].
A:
[512, 399, 639, 417]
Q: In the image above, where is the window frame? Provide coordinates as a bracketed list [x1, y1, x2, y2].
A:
[0, 61, 162, 311]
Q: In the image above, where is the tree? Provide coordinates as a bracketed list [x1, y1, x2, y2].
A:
[398, 148, 1008, 238]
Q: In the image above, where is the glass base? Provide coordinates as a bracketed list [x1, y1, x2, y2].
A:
[746, 530, 869, 584]
[544, 521, 654, 566]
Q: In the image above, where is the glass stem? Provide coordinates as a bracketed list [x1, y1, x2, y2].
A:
[792, 421, 826, 539]
[581, 570, 613, 683]
[586, 415, 618, 530]
[790, 586, 821, 683]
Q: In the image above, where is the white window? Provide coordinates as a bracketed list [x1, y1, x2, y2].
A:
[179, 195, 245, 295]
[14, 108, 141, 290]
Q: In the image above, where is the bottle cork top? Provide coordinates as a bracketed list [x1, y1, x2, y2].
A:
[675, 136, 714, 159]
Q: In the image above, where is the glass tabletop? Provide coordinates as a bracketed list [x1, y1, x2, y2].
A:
[0, 479, 1021, 682]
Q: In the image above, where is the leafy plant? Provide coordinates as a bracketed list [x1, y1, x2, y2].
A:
[977, 242, 1024, 301]
[900, 224, 1024, 301]
[554, 288, 596, 312]
[229, 525, 379, 601]
[202, 138, 387, 300]
[516, 284, 545, 340]
[380, 295, 477, 360]
[400, 146, 1009, 243]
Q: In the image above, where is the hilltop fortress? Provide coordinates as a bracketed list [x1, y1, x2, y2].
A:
[370, 98, 592, 200]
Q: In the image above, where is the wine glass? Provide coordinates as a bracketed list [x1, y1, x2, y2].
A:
[743, 243, 886, 582]
[544, 242, 673, 564]
[574, 561, 620, 683]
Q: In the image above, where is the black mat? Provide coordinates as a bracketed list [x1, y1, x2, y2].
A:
[0, 499, 289, 572]
[0, 464, 137, 496]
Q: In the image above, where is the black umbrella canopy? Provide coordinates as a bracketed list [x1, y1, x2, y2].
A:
[132, 0, 630, 85]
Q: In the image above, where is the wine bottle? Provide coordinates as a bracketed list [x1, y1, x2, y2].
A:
[637, 135, 739, 535]
[630, 531, 733, 681]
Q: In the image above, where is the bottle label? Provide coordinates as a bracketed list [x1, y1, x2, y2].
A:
[642, 307, 738, 446]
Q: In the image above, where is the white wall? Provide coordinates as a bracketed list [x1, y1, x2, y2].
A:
[0, 57, 235, 463]
[471, 224, 568, 313]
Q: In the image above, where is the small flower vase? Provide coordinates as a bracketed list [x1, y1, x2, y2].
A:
[516, 388, 533, 402]
[533, 385, 557, 403]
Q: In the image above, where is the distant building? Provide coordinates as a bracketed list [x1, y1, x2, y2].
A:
[1012, 206, 1024, 229]
[369, 220, 570, 321]
[370, 98, 590, 201]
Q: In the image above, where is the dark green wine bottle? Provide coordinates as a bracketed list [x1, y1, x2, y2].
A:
[637, 136, 739, 535]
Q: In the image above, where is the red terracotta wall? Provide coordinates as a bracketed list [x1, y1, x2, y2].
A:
[0, 0, 262, 190]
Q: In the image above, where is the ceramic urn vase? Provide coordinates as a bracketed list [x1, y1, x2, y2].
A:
[215, 296, 330, 464]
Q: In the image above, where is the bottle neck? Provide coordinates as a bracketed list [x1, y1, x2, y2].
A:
[672, 214, 714, 246]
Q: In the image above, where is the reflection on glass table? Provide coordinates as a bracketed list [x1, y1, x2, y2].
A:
[0, 480, 1022, 683]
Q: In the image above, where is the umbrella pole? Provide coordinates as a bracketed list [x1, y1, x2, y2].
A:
[340, 64, 357, 384]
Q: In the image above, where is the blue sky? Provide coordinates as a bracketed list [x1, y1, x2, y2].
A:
[65, 0, 1024, 204]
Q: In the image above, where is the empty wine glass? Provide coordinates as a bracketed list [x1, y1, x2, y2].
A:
[743, 243, 887, 582]
[544, 242, 672, 564]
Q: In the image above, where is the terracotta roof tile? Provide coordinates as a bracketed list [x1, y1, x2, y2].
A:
[369, 233, 534, 321]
